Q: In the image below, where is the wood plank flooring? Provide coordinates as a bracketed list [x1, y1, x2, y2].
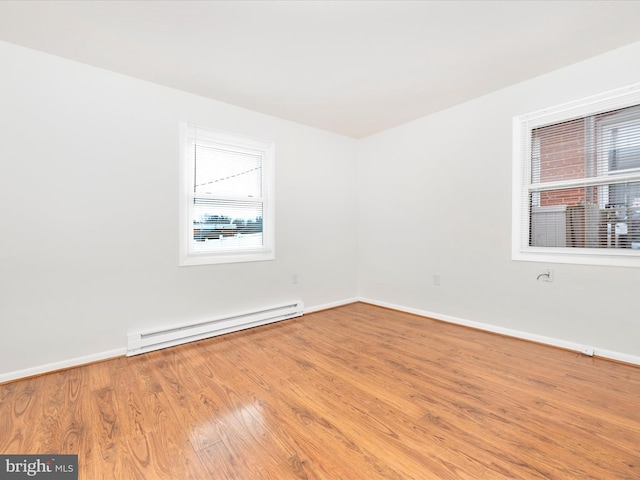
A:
[1, 302, 639, 479]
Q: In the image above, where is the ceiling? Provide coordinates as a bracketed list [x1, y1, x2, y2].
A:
[1, 1, 640, 138]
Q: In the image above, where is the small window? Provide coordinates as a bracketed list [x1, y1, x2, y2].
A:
[513, 83, 640, 266]
[180, 124, 274, 265]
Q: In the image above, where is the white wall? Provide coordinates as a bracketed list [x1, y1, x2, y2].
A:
[358, 40, 640, 362]
[4, 37, 640, 382]
[0, 41, 359, 380]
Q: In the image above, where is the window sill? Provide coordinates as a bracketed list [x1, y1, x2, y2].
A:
[513, 247, 640, 267]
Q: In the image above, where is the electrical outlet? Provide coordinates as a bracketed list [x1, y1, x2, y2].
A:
[433, 275, 440, 286]
[292, 274, 299, 285]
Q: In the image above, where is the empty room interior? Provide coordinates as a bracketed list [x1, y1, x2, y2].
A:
[1, 1, 640, 478]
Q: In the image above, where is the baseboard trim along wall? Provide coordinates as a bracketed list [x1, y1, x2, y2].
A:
[304, 297, 359, 314]
[0, 297, 360, 384]
[0, 347, 127, 385]
[358, 297, 640, 368]
[3, 296, 638, 384]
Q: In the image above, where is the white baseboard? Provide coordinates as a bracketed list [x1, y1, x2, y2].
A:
[305, 297, 359, 314]
[358, 297, 640, 368]
[0, 347, 126, 385]
[0, 298, 358, 383]
[4, 295, 637, 384]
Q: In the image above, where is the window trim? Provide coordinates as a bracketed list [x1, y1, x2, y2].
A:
[179, 123, 275, 266]
[512, 83, 640, 267]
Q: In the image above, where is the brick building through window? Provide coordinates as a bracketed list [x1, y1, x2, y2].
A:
[526, 103, 640, 250]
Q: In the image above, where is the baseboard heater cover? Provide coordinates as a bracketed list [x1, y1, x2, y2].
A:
[126, 300, 304, 356]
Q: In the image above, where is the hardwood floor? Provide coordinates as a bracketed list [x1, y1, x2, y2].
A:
[1, 302, 639, 479]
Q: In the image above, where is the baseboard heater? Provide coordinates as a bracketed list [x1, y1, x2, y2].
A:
[126, 300, 304, 356]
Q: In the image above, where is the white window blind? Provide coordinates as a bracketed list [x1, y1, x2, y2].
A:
[180, 124, 274, 266]
[513, 83, 640, 266]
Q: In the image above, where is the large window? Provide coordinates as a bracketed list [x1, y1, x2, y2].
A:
[180, 124, 274, 266]
[513, 83, 640, 266]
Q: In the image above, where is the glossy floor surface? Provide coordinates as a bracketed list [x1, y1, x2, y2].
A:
[1, 303, 639, 479]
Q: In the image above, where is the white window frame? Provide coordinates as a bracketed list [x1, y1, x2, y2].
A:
[179, 123, 275, 266]
[512, 83, 640, 267]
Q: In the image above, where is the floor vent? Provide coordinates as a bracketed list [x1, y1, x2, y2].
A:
[126, 300, 304, 356]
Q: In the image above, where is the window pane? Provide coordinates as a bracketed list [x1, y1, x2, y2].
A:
[597, 105, 640, 175]
[193, 198, 263, 246]
[530, 187, 600, 248]
[530, 184, 640, 249]
[608, 181, 640, 206]
[602, 193, 640, 249]
[532, 118, 592, 183]
[194, 145, 262, 198]
[607, 124, 640, 172]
